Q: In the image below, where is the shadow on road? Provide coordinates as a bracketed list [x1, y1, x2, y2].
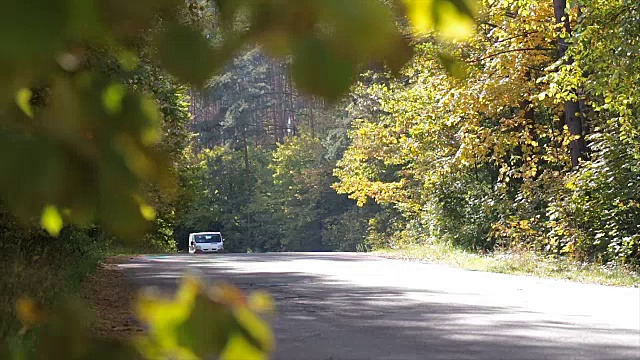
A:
[121, 254, 640, 360]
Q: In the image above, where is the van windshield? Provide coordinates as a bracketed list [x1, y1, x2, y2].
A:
[194, 234, 222, 243]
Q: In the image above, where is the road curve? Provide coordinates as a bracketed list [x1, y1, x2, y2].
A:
[119, 253, 640, 360]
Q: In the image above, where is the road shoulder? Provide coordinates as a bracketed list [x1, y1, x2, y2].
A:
[82, 256, 143, 338]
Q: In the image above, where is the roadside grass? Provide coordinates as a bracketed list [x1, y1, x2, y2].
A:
[107, 237, 178, 256]
[107, 245, 166, 256]
[107, 244, 153, 256]
[375, 241, 640, 287]
[1, 249, 105, 355]
[0, 225, 113, 356]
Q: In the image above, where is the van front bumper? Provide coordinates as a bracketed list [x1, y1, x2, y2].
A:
[194, 248, 224, 254]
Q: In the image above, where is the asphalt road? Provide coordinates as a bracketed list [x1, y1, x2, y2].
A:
[120, 253, 640, 360]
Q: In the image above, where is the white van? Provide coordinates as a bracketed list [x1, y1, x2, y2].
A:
[188, 232, 225, 254]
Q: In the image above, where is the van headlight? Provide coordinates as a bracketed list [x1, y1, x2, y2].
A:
[196, 245, 202, 250]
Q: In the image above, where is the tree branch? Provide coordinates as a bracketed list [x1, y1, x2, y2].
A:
[469, 47, 555, 63]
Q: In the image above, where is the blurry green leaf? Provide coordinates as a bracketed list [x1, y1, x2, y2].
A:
[66, 0, 103, 41]
[213, 0, 251, 29]
[380, 36, 414, 75]
[135, 277, 200, 355]
[291, 36, 356, 100]
[102, 83, 126, 115]
[41, 205, 63, 236]
[140, 97, 162, 145]
[257, 30, 293, 58]
[176, 293, 237, 358]
[98, 189, 150, 240]
[135, 277, 274, 359]
[97, 0, 182, 38]
[15, 88, 33, 118]
[34, 298, 94, 359]
[437, 52, 469, 79]
[0, 0, 66, 60]
[114, 135, 154, 178]
[83, 338, 142, 360]
[323, 0, 396, 58]
[154, 23, 224, 86]
[117, 50, 140, 72]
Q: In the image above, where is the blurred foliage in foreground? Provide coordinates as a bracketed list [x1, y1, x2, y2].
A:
[5, 277, 274, 360]
[0, 0, 475, 239]
[0, 0, 475, 358]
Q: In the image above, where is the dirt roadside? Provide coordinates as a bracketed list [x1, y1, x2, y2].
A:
[81, 256, 143, 338]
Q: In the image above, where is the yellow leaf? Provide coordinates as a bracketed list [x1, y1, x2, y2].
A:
[248, 291, 275, 314]
[434, 0, 475, 39]
[15, 88, 33, 118]
[233, 307, 275, 353]
[140, 204, 156, 221]
[16, 297, 43, 328]
[404, 0, 476, 39]
[403, 0, 434, 35]
[41, 205, 63, 237]
[220, 334, 267, 360]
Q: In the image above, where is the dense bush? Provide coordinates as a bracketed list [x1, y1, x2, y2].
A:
[0, 209, 108, 344]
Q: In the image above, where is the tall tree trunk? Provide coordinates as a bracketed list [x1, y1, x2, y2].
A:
[288, 73, 296, 136]
[278, 64, 286, 141]
[309, 98, 315, 138]
[242, 127, 252, 245]
[270, 62, 279, 142]
[553, 0, 587, 168]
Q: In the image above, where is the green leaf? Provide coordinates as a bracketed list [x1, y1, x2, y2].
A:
[41, 205, 63, 237]
[154, 23, 223, 86]
[0, 0, 66, 60]
[437, 52, 469, 79]
[117, 50, 140, 71]
[380, 36, 414, 75]
[140, 97, 162, 145]
[176, 293, 238, 358]
[291, 36, 356, 100]
[323, 0, 397, 58]
[102, 83, 126, 115]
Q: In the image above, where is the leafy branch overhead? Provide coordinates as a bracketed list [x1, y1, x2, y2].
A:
[0, 0, 475, 238]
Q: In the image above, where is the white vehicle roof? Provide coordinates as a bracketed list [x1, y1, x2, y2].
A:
[190, 232, 222, 235]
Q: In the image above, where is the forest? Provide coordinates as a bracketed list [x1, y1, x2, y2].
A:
[182, 0, 640, 267]
[0, 0, 638, 358]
